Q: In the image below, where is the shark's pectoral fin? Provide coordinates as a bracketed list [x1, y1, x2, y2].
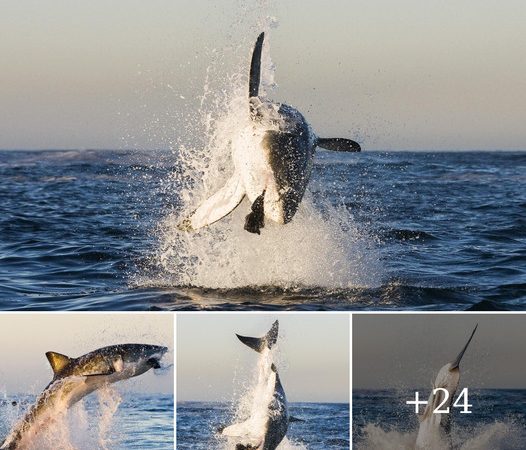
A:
[244, 191, 265, 234]
[220, 420, 262, 442]
[180, 173, 245, 231]
[46, 351, 72, 375]
[317, 138, 361, 152]
[221, 421, 248, 438]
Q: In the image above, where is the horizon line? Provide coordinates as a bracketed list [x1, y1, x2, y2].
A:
[0, 148, 525, 153]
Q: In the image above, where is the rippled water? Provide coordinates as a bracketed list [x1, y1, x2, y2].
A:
[353, 389, 526, 449]
[177, 401, 349, 449]
[0, 149, 524, 310]
[0, 392, 173, 449]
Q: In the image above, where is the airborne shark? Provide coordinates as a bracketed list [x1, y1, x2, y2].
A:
[182, 32, 361, 235]
[0, 343, 168, 450]
[415, 325, 478, 450]
[220, 320, 296, 450]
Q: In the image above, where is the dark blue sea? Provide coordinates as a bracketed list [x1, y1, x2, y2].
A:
[0, 392, 173, 449]
[177, 401, 349, 449]
[0, 149, 524, 310]
[353, 389, 526, 449]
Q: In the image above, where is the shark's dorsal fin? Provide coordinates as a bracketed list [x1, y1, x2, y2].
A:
[46, 351, 72, 374]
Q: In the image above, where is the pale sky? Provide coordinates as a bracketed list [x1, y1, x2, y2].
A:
[1, 1, 525, 150]
[177, 313, 350, 403]
[353, 314, 526, 389]
[0, 313, 174, 394]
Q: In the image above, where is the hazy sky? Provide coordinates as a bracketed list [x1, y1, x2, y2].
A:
[177, 313, 349, 403]
[0, 313, 174, 394]
[1, 1, 525, 150]
[353, 314, 526, 389]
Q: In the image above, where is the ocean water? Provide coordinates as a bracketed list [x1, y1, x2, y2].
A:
[353, 389, 526, 449]
[0, 149, 524, 311]
[0, 392, 173, 449]
[177, 401, 349, 449]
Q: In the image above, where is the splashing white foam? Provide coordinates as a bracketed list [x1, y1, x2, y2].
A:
[356, 424, 417, 450]
[96, 387, 122, 450]
[460, 421, 526, 450]
[145, 19, 383, 291]
[0, 387, 122, 450]
[357, 421, 526, 450]
[219, 341, 305, 450]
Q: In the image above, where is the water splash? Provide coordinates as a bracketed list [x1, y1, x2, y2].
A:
[142, 12, 383, 293]
[96, 387, 122, 450]
[0, 388, 122, 450]
[356, 421, 526, 450]
[216, 339, 305, 450]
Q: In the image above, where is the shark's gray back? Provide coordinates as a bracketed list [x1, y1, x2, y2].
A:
[263, 372, 289, 450]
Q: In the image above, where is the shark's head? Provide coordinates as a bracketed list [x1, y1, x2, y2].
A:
[113, 343, 168, 377]
[46, 344, 168, 382]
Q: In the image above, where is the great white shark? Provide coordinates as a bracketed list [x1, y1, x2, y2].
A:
[220, 320, 298, 450]
[415, 325, 478, 450]
[0, 343, 168, 450]
[182, 32, 361, 235]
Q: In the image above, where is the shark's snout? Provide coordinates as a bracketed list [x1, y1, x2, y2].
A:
[145, 345, 168, 369]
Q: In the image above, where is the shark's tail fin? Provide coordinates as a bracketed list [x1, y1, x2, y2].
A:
[236, 320, 278, 353]
[249, 32, 265, 99]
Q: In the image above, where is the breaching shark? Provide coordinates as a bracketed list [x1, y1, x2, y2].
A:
[220, 320, 299, 449]
[415, 325, 478, 450]
[0, 343, 168, 450]
[182, 32, 362, 235]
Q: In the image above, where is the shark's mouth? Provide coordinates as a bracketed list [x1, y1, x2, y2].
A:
[147, 357, 162, 369]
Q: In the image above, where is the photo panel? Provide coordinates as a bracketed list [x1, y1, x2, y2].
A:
[352, 314, 526, 449]
[177, 313, 350, 449]
[0, 313, 174, 450]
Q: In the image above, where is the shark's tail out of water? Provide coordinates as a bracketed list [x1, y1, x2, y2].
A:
[249, 32, 264, 99]
[236, 320, 278, 353]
